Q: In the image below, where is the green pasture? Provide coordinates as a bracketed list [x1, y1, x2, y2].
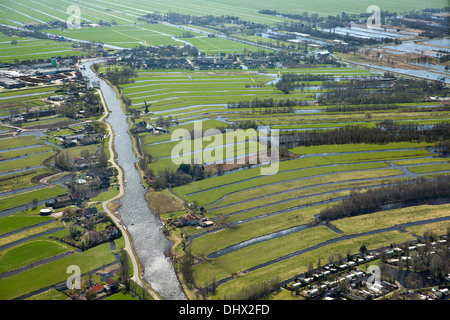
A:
[289, 142, 433, 155]
[0, 185, 68, 211]
[0, 218, 63, 248]
[190, 204, 328, 258]
[407, 162, 450, 174]
[332, 203, 450, 235]
[0, 242, 117, 300]
[211, 230, 415, 299]
[0, 239, 73, 274]
[0, 137, 40, 150]
[0, 215, 53, 236]
[209, 174, 412, 210]
[0, 151, 57, 173]
[0, 35, 81, 63]
[193, 225, 338, 287]
[0, 167, 57, 193]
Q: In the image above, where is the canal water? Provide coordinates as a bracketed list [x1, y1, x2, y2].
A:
[81, 60, 186, 300]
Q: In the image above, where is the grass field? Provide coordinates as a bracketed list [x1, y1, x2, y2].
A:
[0, 32, 82, 63]
[1, 0, 445, 27]
[0, 242, 117, 299]
[72, 65, 450, 299]
[1, 0, 449, 299]
[0, 239, 73, 274]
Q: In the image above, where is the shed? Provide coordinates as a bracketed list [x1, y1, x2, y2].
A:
[308, 288, 319, 296]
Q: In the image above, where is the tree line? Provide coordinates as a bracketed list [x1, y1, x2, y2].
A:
[151, 164, 206, 190]
[276, 73, 334, 94]
[281, 122, 450, 148]
[318, 79, 447, 105]
[105, 67, 137, 85]
[227, 97, 307, 109]
[317, 175, 450, 222]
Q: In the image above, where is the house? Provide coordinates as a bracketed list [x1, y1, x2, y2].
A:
[53, 194, 74, 208]
[48, 94, 67, 101]
[0, 77, 26, 89]
[91, 284, 105, 294]
[105, 278, 118, 291]
[105, 225, 119, 240]
[315, 50, 331, 58]
[388, 258, 400, 264]
[80, 133, 104, 145]
[175, 215, 201, 227]
[84, 207, 98, 218]
[62, 133, 85, 142]
[73, 157, 89, 169]
[154, 126, 170, 134]
[71, 192, 83, 203]
[199, 220, 214, 228]
[308, 288, 319, 297]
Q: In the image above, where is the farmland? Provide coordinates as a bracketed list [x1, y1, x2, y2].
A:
[0, 76, 133, 300]
[115, 63, 449, 300]
[0, 0, 449, 304]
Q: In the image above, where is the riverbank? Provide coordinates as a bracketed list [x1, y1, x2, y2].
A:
[93, 64, 162, 300]
[84, 60, 186, 300]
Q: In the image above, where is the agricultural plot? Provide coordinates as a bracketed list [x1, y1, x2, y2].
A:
[0, 0, 448, 301]
[0, 33, 82, 64]
[125, 64, 450, 299]
[187, 36, 263, 54]
[1, 0, 443, 26]
[47, 25, 185, 48]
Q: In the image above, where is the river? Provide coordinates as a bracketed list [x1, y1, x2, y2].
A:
[80, 60, 186, 300]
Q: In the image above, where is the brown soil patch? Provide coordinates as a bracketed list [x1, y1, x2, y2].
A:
[145, 189, 184, 215]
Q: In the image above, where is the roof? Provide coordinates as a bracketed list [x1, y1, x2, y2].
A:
[92, 284, 104, 292]
[56, 195, 72, 202]
[85, 207, 98, 215]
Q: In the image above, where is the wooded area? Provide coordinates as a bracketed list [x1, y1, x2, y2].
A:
[281, 122, 450, 148]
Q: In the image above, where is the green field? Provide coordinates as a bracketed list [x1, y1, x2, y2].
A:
[0, 32, 82, 63]
[1, 0, 445, 56]
[1, 0, 449, 300]
[0, 0, 445, 27]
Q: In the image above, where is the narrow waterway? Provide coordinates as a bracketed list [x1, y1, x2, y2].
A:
[81, 60, 186, 300]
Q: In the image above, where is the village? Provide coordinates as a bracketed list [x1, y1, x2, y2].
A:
[284, 236, 450, 300]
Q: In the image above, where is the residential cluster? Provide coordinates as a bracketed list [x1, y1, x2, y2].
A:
[285, 236, 450, 300]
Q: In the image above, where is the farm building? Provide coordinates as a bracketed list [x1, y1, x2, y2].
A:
[0, 77, 26, 89]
